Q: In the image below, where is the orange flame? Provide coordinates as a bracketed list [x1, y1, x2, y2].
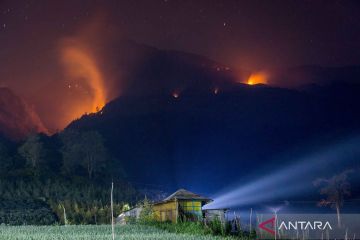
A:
[246, 72, 268, 85]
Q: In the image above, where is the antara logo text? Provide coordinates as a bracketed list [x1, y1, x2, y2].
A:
[259, 216, 333, 235]
[279, 220, 332, 230]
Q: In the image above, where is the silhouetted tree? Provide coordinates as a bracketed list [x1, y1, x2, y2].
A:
[313, 170, 353, 227]
[18, 134, 46, 171]
[0, 141, 12, 175]
[60, 130, 108, 179]
[60, 129, 81, 175]
[80, 131, 107, 179]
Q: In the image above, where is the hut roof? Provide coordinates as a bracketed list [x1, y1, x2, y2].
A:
[163, 189, 212, 202]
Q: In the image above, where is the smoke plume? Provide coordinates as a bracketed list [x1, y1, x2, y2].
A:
[56, 17, 114, 129]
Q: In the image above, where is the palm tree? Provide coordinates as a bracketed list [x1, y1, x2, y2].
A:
[313, 170, 353, 228]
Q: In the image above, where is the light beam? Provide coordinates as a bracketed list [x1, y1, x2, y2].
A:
[204, 136, 360, 209]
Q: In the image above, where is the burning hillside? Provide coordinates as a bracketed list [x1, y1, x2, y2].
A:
[246, 72, 268, 85]
[56, 18, 111, 129]
[0, 88, 48, 139]
[60, 39, 106, 113]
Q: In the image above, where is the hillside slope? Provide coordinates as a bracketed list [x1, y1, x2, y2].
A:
[68, 82, 360, 193]
[0, 87, 48, 139]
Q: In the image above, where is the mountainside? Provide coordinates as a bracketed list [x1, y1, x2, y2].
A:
[106, 40, 360, 95]
[0, 87, 48, 139]
[104, 39, 245, 98]
[268, 65, 360, 88]
[67, 82, 360, 193]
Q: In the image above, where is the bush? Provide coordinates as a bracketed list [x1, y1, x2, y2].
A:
[0, 178, 139, 225]
[125, 216, 137, 224]
[0, 198, 58, 225]
[249, 229, 257, 239]
[207, 217, 225, 236]
[138, 197, 155, 224]
[150, 221, 211, 235]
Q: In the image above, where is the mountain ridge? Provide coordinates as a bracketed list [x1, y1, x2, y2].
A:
[0, 87, 48, 139]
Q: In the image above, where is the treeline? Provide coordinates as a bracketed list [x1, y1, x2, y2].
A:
[0, 130, 141, 225]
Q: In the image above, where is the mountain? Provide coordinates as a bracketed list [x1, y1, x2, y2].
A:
[0, 87, 48, 139]
[67, 82, 360, 193]
[268, 65, 360, 88]
[103, 39, 248, 99]
[106, 40, 360, 95]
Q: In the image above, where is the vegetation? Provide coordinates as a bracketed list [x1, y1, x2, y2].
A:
[0, 225, 235, 240]
[18, 134, 46, 172]
[314, 169, 353, 227]
[1, 129, 255, 239]
[0, 130, 141, 225]
[137, 197, 155, 224]
[60, 130, 110, 179]
[140, 220, 255, 239]
[0, 198, 57, 225]
[149, 221, 211, 235]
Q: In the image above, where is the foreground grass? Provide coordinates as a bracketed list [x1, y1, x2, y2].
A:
[0, 224, 234, 240]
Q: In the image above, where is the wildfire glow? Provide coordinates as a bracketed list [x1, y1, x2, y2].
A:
[58, 36, 107, 129]
[246, 72, 268, 85]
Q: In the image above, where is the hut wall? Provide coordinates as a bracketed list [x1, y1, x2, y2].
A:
[204, 209, 227, 223]
[125, 207, 142, 219]
[178, 200, 202, 221]
[153, 201, 177, 223]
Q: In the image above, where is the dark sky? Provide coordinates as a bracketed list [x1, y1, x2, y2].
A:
[1, 0, 359, 69]
[1, 0, 360, 130]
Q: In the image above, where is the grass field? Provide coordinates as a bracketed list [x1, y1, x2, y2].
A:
[0, 224, 234, 240]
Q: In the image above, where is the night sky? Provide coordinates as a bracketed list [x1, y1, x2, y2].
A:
[2, 0, 359, 68]
[1, 0, 360, 130]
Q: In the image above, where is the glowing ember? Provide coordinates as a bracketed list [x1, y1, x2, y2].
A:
[172, 92, 180, 98]
[247, 72, 268, 85]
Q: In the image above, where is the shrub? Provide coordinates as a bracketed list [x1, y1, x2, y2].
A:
[0, 198, 58, 225]
[125, 216, 137, 224]
[151, 221, 211, 235]
[249, 229, 257, 239]
[138, 197, 155, 224]
[207, 217, 225, 236]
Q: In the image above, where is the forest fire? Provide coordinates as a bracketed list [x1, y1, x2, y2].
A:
[246, 72, 268, 85]
[61, 39, 106, 124]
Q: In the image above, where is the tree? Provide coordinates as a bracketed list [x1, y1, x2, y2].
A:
[0, 141, 12, 175]
[313, 170, 353, 228]
[60, 129, 81, 175]
[80, 131, 107, 179]
[138, 196, 155, 223]
[60, 130, 108, 179]
[18, 134, 46, 171]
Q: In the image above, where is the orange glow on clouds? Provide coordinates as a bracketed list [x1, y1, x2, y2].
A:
[247, 72, 268, 85]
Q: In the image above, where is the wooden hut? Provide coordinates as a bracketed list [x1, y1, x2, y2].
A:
[152, 189, 212, 223]
[203, 208, 228, 224]
[116, 206, 142, 224]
